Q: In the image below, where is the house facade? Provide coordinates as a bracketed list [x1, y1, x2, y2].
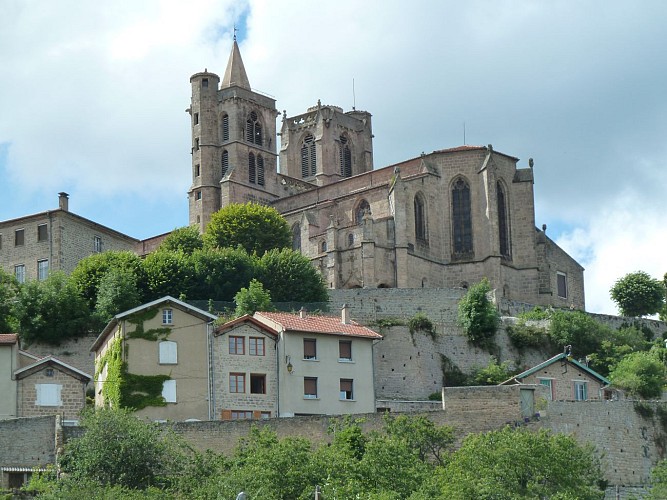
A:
[213, 307, 382, 419]
[91, 296, 217, 421]
[502, 352, 611, 401]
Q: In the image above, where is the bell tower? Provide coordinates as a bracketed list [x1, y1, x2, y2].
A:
[188, 40, 279, 231]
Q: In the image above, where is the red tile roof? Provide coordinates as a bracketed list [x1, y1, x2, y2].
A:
[0, 334, 18, 345]
[255, 312, 382, 339]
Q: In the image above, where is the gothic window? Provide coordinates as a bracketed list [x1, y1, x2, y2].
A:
[452, 178, 473, 258]
[222, 114, 229, 141]
[221, 150, 229, 177]
[347, 233, 354, 247]
[248, 153, 256, 184]
[355, 200, 370, 225]
[292, 224, 301, 251]
[497, 181, 511, 259]
[339, 135, 352, 178]
[414, 192, 427, 241]
[246, 111, 262, 146]
[301, 134, 316, 178]
[257, 155, 265, 186]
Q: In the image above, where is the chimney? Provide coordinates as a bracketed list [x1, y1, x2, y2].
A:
[58, 192, 69, 211]
[341, 304, 350, 324]
[299, 307, 307, 319]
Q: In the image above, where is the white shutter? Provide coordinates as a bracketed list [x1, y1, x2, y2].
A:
[162, 380, 177, 403]
[36, 384, 62, 406]
[159, 341, 178, 364]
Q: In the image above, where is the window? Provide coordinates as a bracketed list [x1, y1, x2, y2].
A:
[321, 240, 327, 253]
[414, 193, 427, 241]
[250, 374, 266, 394]
[37, 224, 48, 242]
[162, 309, 173, 325]
[348, 233, 354, 247]
[159, 341, 178, 364]
[339, 340, 352, 361]
[231, 410, 253, 420]
[45, 368, 54, 377]
[222, 114, 229, 141]
[248, 152, 256, 183]
[452, 178, 473, 258]
[94, 236, 102, 253]
[36, 384, 62, 406]
[340, 379, 353, 400]
[162, 380, 177, 403]
[202, 78, 208, 88]
[194, 138, 200, 151]
[194, 112, 199, 125]
[260, 411, 271, 419]
[0, 233, 2, 249]
[303, 339, 317, 360]
[15, 228, 24, 246]
[37, 259, 49, 281]
[257, 155, 265, 186]
[14, 264, 25, 284]
[497, 182, 511, 259]
[355, 200, 370, 225]
[301, 134, 316, 177]
[557, 272, 568, 299]
[246, 111, 262, 145]
[195, 164, 200, 177]
[229, 336, 244, 355]
[196, 190, 202, 200]
[292, 223, 301, 251]
[249, 337, 265, 356]
[221, 150, 229, 177]
[230, 373, 245, 393]
[538, 378, 554, 401]
[574, 381, 588, 401]
[304, 377, 318, 398]
[339, 135, 351, 177]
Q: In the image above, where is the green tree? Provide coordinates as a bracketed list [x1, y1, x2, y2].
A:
[159, 225, 203, 254]
[142, 250, 197, 300]
[14, 272, 91, 345]
[470, 357, 515, 386]
[190, 246, 257, 301]
[548, 309, 607, 358]
[609, 350, 665, 399]
[235, 279, 273, 317]
[258, 248, 328, 303]
[94, 267, 142, 323]
[59, 408, 187, 490]
[457, 278, 499, 345]
[203, 202, 291, 255]
[69, 251, 146, 309]
[382, 414, 454, 466]
[649, 458, 667, 499]
[416, 427, 604, 499]
[610, 271, 666, 318]
[0, 268, 18, 333]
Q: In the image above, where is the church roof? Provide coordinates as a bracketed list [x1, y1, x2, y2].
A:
[221, 40, 251, 90]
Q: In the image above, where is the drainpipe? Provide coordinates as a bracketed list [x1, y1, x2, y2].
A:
[207, 321, 214, 420]
[276, 334, 280, 418]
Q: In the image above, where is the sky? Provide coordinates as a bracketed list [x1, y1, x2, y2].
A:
[1, 0, 666, 315]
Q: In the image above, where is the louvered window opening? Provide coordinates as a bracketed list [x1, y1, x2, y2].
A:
[339, 136, 351, 177]
[452, 178, 473, 257]
[248, 153, 256, 184]
[257, 155, 265, 186]
[415, 194, 426, 241]
[246, 111, 262, 146]
[222, 114, 229, 141]
[497, 182, 510, 259]
[301, 134, 316, 178]
[221, 150, 229, 177]
[292, 224, 301, 251]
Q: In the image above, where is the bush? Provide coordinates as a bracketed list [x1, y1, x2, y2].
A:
[234, 279, 273, 317]
[408, 313, 436, 339]
[470, 357, 515, 385]
[506, 321, 551, 350]
[457, 278, 499, 346]
[610, 351, 665, 399]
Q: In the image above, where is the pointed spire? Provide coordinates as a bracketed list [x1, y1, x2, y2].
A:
[221, 40, 251, 90]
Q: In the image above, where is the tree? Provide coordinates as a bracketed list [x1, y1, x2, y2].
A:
[548, 309, 607, 358]
[14, 272, 92, 345]
[189, 247, 257, 301]
[610, 271, 666, 317]
[0, 268, 18, 333]
[457, 278, 500, 345]
[59, 408, 187, 490]
[416, 427, 604, 499]
[203, 202, 291, 255]
[649, 458, 667, 499]
[470, 357, 515, 386]
[258, 248, 328, 303]
[609, 350, 665, 399]
[142, 250, 197, 301]
[95, 267, 142, 323]
[159, 225, 203, 254]
[234, 279, 273, 317]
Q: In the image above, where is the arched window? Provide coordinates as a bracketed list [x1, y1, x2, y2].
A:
[339, 135, 352, 177]
[355, 200, 370, 225]
[414, 193, 427, 241]
[222, 114, 229, 142]
[257, 155, 265, 186]
[248, 153, 256, 184]
[292, 224, 301, 251]
[348, 233, 354, 247]
[452, 178, 473, 258]
[321, 240, 327, 252]
[497, 181, 510, 259]
[246, 111, 262, 146]
[221, 150, 229, 177]
[301, 134, 316, 178]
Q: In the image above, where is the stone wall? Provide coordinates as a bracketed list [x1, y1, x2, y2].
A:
[0, 415, 57, 468]
[23, 333, 97, 381]
[18, 367, 87, 420]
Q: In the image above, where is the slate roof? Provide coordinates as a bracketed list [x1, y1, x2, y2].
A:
[254, 311, 382, 339]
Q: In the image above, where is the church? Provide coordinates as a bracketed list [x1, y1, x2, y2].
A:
[186, 40, 584, 310]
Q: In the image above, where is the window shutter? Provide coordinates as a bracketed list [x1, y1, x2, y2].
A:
[162, 380, 177, 403]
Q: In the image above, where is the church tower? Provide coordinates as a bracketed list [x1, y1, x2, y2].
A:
[188, 40, 279, 231]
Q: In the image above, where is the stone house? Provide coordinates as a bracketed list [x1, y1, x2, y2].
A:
[0, 334, 91, 421]
[188, 40, 585, 309]
[91, 296, 217, 421]
[212, 306, 382, 419]
[501, 351, 611, 401]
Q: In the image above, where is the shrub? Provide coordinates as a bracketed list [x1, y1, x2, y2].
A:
[457, 278, 499, 346]
[408, 313, 436, 339]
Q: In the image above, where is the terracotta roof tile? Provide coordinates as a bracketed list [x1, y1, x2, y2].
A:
[255, 312, 382, 339]
[0, 334, 18, 345]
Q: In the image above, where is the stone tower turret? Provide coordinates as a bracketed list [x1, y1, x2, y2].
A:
[188, 40, 279, 231]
